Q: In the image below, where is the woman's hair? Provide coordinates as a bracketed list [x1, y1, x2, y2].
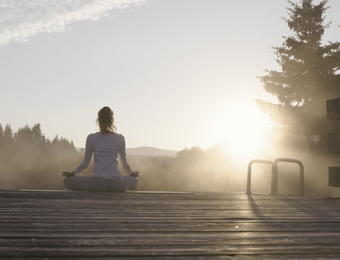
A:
[97, 106, 116, 134]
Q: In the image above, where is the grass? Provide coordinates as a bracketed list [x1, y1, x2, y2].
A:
[0, 150, 335, 196]
[0, 153, 243, 192]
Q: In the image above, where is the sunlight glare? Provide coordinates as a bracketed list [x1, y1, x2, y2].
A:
[198, 99, 272, 160]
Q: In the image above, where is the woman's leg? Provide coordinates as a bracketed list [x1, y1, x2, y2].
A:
[122, 175, 139, 190]
[64, 176, 90, 191]
[64, 176, 127, 192]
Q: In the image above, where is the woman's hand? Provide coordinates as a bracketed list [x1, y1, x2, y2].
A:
[62, 171, 75, 177]
[131, 171, 139, 177]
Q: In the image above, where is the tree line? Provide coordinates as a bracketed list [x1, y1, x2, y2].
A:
[0, 123, 77, 163]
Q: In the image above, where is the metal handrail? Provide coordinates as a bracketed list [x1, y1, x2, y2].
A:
[273, 158, 304, 196]
[246, 158, 304, 196]
[247, 159, 273, 194]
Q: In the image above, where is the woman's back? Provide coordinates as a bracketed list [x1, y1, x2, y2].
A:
[75, 132, 132, 179]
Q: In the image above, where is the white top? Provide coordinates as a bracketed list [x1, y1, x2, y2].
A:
[73, 132, 133, 179]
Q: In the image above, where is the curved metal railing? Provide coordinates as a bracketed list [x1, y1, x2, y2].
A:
[246, 158, 304, 196]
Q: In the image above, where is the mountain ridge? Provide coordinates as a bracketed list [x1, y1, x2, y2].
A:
[126, 146, 178, 157]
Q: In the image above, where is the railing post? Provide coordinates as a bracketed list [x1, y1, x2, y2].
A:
[273, 158, 304, 196]
[271, 163, 277, 195]
[247, 159, 273, 194]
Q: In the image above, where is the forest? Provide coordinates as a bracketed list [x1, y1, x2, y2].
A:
[0, 122, 325, 195]
[0, 123, 82, 190]
[0, 123, 77, 161]
[0, 123, 243, 192]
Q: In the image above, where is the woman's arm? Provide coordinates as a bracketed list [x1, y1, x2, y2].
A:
[119, 135, 133, 175]
[73, 135, 93, 174]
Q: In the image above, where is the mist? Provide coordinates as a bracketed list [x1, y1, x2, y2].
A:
[0, 123, 80, 190]
[1, 122, 340, 198]
[125, 127, 340, 197]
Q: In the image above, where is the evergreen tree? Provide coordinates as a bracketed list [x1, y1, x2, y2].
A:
[14, 125, 33, 144]
[0, 123, 77, 161]
[0, 123, 3, 149]
[3, 124, 13, 145]
[255, 0, 340, 150]
[52, 135, 59, 145]
[32, 123, 45, 145]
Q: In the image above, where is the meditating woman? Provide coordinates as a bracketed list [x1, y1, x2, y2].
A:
[63, 106, 139, 192]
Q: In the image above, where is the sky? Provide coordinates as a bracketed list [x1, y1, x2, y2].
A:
[0, 0, 340, 151]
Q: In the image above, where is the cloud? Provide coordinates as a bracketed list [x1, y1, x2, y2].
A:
[0, 0, 146, 46]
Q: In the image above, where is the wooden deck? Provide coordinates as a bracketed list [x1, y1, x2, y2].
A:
[1, 190, 340, 259]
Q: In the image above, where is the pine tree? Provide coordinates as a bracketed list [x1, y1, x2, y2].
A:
[52, 135, 59, 145]
[14, 125, 33, 144]
[3, 124, 13, 145]
[255, 0, 340, 150]
[32, 123, 45, 145]
[0, 123, 3, 149]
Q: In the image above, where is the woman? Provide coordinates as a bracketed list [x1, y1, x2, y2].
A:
[63, 106, 139, 192]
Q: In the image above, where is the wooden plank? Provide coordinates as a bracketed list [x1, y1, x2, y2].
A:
[2, 215, 340, 223]
[1, 232, 340, 246]
[2, 222, 340, 232]
[2, 244, 340, 257]
[0, 190, 329, 200]
[1, 199, 338, 208]
[0, 192, 321, 201]
[0, 197, 337, 204]
[4, 256, 340, 260]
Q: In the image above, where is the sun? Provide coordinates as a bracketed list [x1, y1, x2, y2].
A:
[198, 99, 272, 161]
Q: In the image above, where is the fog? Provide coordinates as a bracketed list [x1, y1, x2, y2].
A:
[125, 127, 340, 197]
[1, 124, 340, 197]
[0, 123, 80, 190]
